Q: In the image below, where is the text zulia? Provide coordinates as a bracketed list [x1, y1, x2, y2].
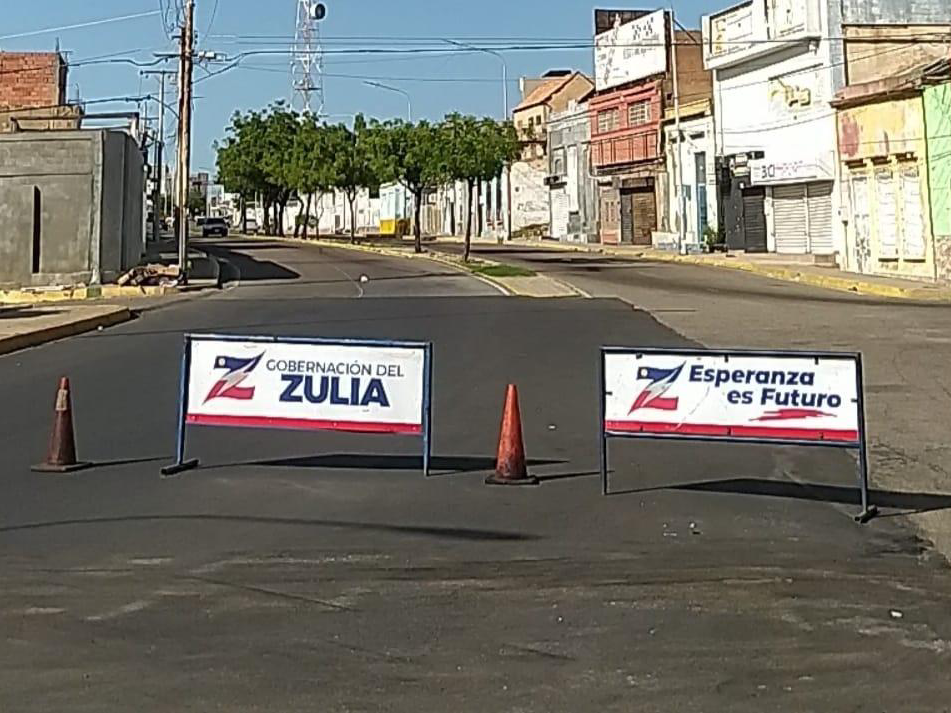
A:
[280, 376, 390, 407]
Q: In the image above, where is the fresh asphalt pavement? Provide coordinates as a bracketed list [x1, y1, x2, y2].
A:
[2, 238, 951, 712]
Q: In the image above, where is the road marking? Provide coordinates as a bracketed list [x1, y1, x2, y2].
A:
[86, 599, 152, 622]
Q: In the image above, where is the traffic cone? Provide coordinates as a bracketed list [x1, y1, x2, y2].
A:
[486, 385, 538, 486]
[32, 377, 90, 473]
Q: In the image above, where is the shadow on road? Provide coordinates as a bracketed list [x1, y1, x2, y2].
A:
[611, 477, 951, 515]
[210, 453, 566, 476]
[0, 514, 538, 542]
[201, 244, 301, 281]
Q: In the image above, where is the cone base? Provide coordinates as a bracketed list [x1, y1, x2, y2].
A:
[485, 474, 540, 487]
[31, 461, 92, 474]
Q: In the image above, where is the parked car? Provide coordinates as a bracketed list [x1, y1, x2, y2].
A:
[244, 216, 260, 235]
[202, 217, 229, 237]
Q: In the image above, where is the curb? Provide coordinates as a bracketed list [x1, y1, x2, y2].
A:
[0, 285, 179, 305]
[0, 307, 132, 357]
[495, 240, 951, 302]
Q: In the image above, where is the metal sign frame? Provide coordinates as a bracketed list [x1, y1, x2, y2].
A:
[599, 347, 877, 523]
[162, 334, 434, 478]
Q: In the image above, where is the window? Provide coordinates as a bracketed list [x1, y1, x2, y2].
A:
[901, 166, 926, 259]
[552, 148, 566, 175]
[597, 109, 619, 134]
[875, 170, 897, 259]
[628, 100, 651, 126]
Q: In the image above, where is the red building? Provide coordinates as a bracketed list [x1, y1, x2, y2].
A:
[590, 9, 710, 244]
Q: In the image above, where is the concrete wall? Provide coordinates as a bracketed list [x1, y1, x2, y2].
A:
[510, 160, 550, 232]
[0, 132, 95, 286]
[925, 83, 951, 281]
[845, 25, 951, 85]
[0, 130, 143, 287]
[842, 0, 950, 24]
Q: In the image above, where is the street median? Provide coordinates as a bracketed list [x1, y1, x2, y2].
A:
[239, 233, 584, 298]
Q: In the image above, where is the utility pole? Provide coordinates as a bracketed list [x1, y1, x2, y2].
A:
[142, 70, 173, 243]
[670, 8, 687, 256]
[176, 0, 195, 282]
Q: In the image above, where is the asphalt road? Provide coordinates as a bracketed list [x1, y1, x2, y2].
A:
[2, 238, 951, 712]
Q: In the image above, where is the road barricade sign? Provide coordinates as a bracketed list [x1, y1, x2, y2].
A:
[162, 334, 433, 477]
[599, 347, 876, 521]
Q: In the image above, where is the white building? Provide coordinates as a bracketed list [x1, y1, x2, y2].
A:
[656, 100, 718, 251]
[703, 0, 845, 257]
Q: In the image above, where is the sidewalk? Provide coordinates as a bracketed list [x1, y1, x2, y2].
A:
[0, 304, 131, 357]
[0, 236, 220, 306]
[491, 238, 951, 301]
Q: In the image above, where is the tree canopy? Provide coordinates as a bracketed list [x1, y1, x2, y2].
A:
[216, 104, 519, 254]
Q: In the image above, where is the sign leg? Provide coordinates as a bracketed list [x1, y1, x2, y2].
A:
[161, 337, 199, 478]
[854, 355, 877, 524]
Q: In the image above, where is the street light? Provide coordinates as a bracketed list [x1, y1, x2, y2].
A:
[443, 39, 512, 242]
[363, 81, 412, 122]
[443, 39, 508, 119]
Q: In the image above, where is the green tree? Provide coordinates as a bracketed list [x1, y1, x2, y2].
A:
[370, 119, 447, 253]
[216, 109, 269, 234]
[288, 116, 337, 240]
[260, 102, 300, 236]
[442, 115, 521, 261]
[325, 115, 377, 244]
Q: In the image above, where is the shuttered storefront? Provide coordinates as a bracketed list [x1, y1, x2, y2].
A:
[742, 186, 767, 253]
[772, 182, 834, 254]
[773, 184, 808, 253]
[550, 187, 569, 240]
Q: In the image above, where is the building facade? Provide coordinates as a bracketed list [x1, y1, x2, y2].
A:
[0, 129, 145, 287]
[833, 58, 951, 280]
[511, 71, 595, 234]
[591, 9, 711, 245]
[703, 0, 845, 256]
[547, 101, 598, 243]
[656, 99, 718, 250]
[926, 80, 951, 281]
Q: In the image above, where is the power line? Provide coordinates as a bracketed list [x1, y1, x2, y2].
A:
[0, 10, 162, 42]
[203, 0, 221, 41]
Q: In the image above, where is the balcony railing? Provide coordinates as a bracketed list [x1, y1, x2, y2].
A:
[591, 130, 659, 168]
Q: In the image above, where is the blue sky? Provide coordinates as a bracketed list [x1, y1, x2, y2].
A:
[3, 1, 717, 171]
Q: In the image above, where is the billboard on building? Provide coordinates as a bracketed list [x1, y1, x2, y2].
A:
[707, 1, 755, 60]
[594, 9, 668, 91]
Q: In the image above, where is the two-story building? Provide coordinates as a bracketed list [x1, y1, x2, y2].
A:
[510, 70, 595, 235]
[703, 0, 843, 257]
[590, 9, 710, 245]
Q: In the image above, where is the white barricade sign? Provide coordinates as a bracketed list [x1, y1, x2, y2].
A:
[162, 335, 433, 477]
[599, 348, 876, 522]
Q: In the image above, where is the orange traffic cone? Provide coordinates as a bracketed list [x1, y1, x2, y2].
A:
[486, 385, 538, 486]
[32, 377, 90, 473]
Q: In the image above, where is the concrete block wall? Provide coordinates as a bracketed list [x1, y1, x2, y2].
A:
[0, 129, 143, 288]
[0, 53, 66, 111]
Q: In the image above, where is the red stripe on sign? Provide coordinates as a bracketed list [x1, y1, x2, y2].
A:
[605, 421, 859, 443]
[187, 413, 422, 435]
